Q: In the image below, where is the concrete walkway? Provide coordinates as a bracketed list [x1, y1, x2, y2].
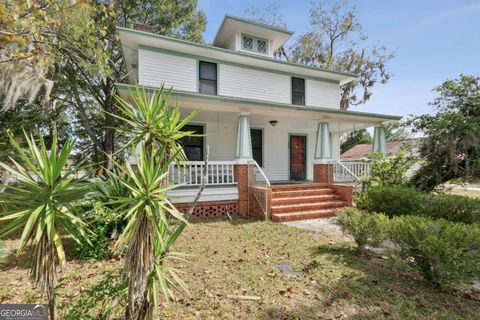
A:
[283, 217, 348, 241]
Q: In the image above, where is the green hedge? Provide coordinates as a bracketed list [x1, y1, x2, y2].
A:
[336, 208, 480, 289]
[388, 215, 480, 289]
[336, 208, 388, 252]
[360, 186, 480, 224]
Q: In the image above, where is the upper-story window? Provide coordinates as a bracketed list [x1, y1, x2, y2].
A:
[292, 77, 305, 106]
[241, 34, 268, 54]
[199, 61, 217, 95]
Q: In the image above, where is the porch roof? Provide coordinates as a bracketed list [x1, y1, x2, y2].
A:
[116, 83, 402, 124]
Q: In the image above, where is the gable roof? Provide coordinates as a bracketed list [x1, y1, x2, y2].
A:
[341, 138, 423, 159]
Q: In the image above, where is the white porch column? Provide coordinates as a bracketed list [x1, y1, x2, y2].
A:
[314, 122, 332, 162]
[373, 126, 387, 154]
[235, 113, 253, 162]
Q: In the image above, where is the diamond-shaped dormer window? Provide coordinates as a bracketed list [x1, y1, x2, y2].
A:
[257, 39, 267, 53]
[241, 34, 268, 54]
[243, 35, 253, 50]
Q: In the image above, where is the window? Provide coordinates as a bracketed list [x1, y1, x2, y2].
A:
[242, 34, 268, 54]
[199, 61, 217, 95]
[292, 77, 305, 106]
[250, 129, 263, 167]
[243, 35, 253, 50]
[180, 125, 204, 161]
[257, 39, 267, 53]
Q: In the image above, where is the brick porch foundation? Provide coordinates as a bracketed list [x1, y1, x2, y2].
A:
[234, 164, 249, 216]
[313, 163, 333, 183]
[175, 200, 239, 219]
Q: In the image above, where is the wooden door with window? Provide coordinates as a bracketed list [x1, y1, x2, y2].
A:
[289, 135, 306, 181]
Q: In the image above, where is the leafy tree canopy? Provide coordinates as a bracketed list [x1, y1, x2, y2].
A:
[246, 0, 394, 110]
[0, 0, 107, 108]
[408, 74, 480, 190]
[341, 128, 372, 154]
[384, 121, 412, 142]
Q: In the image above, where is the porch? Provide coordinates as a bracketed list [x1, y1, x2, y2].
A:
[166, 107, 388, 221]
[167, 159, 372, 221]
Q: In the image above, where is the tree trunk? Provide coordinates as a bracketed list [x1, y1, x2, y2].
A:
[48, 288, 56, 320]
[101, 79, 116, 173]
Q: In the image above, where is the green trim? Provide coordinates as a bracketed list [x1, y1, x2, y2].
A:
[118, 27, 357, 79]
[195, 59, 199, 92]
[250, 127, 265, 168]
[116, 83, 402, 121]
[138, 44, 338, 84]
[185, 122, 207, 161]
[288, 133, 308, 181]
[213, 15, 294, 46]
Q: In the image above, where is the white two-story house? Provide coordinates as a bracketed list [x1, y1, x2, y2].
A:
[117, 15, 401, 222]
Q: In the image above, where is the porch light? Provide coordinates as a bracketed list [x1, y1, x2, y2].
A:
[269, 120, 278, 126]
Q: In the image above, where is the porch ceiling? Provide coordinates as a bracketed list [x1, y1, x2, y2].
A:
[116, 83, 401, 132]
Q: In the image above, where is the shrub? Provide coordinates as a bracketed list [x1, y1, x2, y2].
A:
[388, 215, 480, 289]
[336, 208, 389, 252]
[423, 193, 480, 224]
[74, 172, 131, 260]
[74, 202, 122, 260]
[361, 186, 480, 224]
[359, 186, 424, 217]
[362, 151, 413, 189]
[61, 271, 127, 319]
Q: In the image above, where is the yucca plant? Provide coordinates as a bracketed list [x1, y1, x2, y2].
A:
[0, 131, 91, 320]
[113, 86, 200, 319]
[114, 85, 199, 161]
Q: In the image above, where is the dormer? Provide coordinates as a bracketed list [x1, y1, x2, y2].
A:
[213, 15, 293, 58]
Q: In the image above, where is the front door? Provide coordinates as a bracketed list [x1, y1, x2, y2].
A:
[289, 135, 306, 181]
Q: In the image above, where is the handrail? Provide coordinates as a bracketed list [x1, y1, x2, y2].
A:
[248, 160, 271, 187]
[333, 160, 360, 182]
[247, 160, 271, 221]
[330, 160, 372, 184]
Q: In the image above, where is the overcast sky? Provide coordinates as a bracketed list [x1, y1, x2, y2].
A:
[198, 0, 480, 118]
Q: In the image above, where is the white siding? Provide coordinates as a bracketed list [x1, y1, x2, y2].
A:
[259, 122, 317, 181]
[181, 110, 342, 182]
[138, 49, 197, 92]
[306, 79, 341, 109]
[137, 49, 342, 109]
[168, 186, 238, 203]
[219, 64, 291, 104]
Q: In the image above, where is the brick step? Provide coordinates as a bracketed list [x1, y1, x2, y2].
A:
[271, 183, 330, 191]
[272, 188, 334, 198]
[271, 194, 337, 205]
[271, 200, 346, 214]
[272, 209, 337, 222]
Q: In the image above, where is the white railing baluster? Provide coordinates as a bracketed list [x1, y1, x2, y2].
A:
[329, 160, 372, 184]
[168, 161, 237, 186]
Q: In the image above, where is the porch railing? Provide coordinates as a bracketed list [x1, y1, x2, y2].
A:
[168, 161, 236, 186]
[248, 160, 271, 220]
[331, 160, 372, 183]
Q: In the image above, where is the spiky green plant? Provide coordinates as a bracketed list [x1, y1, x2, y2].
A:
[0, 131, 91, 320]
[113, 86, 199, 319]
[114, 85, 199, 161]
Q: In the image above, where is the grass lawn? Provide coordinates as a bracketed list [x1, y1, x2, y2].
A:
[447, 188, 480, 198]
[1, 217, 480, 319]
